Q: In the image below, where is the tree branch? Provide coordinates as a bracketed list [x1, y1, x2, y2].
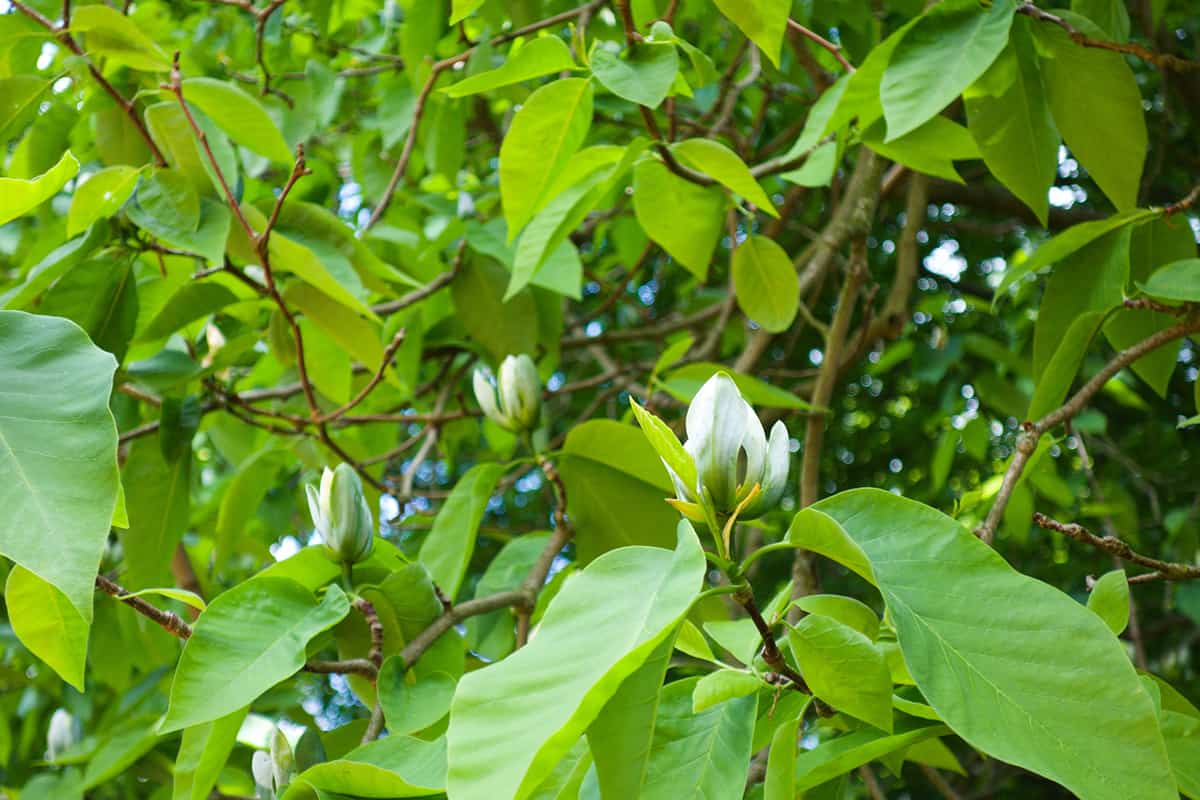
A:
[1033, 513, 1200, 582]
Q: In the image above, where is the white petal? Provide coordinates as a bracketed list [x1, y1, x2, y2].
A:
[687, 373, 746, 510]
[758, 421, 790, 510]
[740, 401, 768, 492]
[305, 483, 330, 539]
[473, 368, 503, 424]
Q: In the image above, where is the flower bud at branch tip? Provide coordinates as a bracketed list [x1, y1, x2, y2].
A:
[473, 353, 542, 434]
[306, 463, 375, 566]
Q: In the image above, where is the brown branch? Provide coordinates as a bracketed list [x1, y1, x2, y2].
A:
[975, 314, 1200, 542]
[1017, 3, 1200, 72]
[354, 598, 385, 670]
[11, 0, 167, 166]
[1034, 513, 1200, 582]
[735, 586, 810, 694]
[786, 19, 854, 72]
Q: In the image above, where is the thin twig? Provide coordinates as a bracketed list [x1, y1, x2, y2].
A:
[1034, 513, 1200, 583]
[786, 19, 854, 72]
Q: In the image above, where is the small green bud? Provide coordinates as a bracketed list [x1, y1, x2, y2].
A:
[472, 353, 542, 433]
[305, 463, 375, 565]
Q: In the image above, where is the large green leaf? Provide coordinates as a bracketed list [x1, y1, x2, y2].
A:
[794, 718, 948, 791]
[1027, 310, 1107, 419]
[417, 462, 506, 600]
[1036, 13, 1147, 211]
[556, 419, 680, 562]
[67, 165, 141, 236]
[632, 159, 726, 280]
[712, 0, 789, 66]
[964, 18, 1058, 226]
[283, 734, 447, 798]
[882, 0, 1016, 141]
[863, 116, 980, 183]
[1140, 258, 1200, 301]
[0, 150, 79, 225]
[445, 524, 704, 800]
[795, 489, 1176, 800]
[446, 37, 577, 97]
[177, 77, 292, 162]
[71, 4, 169, 71]
[1149, 676, 1200, 799]
[763, 707, 802, 800]
[731, 235, 798, 332]
[788, 615, 893, 732]
[499, 78, 594, 236]
[591, 42, 677, 109]
[0, 311, 119, 623]
[173, 708, 248, 800]
[5, 566, 89, 690]
[464, 533, 552, 660]
[672, 138, 777, 216]
[38, 256, 139, 363]
[161, 578, 351, 732]
[638, 677, 757, 799]
[996, 209, 1155, 295]
[120, 438, 191, 590]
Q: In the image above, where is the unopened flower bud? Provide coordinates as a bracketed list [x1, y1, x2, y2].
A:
[252, 749, 275, 800]
[46, 708, 79, 761]
[306, 463, 374, 565]
[473, 354, 542, 433]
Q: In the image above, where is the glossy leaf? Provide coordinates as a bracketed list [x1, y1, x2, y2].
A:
[790, 594, 880, 640]
[1088, 570, 1130, 635]
[659, 362, 811, 410]
[172, 709, 248, 800]
[417, 462, 506, 600]
[446, 37, 577, 97]
[882, 0, 1016, 141]
[120, 439, 191, 590]
[798, 489, 1176, 800]
[795, 718, 948, 791]
[0, 311, 118, 623]
[712, 0, 789, 66]
[788, 614, 893, 731]
[591, 42, 678, 109]
[178, 77, 293, 163]
[632, 158, 725, 279]
[731, 235, 799, 332]
[67, 165, 141, 236]
[161, 579, 351, 732]
[5, 567, 89, 690]
[0, 150, 79, 225]
[378, 663, 456, 736]
[71, 4, 169, 71]
[445, 524, 704, 800]
[500, 78, 594, 236]
[1139, 258, 1200, 301]
[283, 734, 447, 798]
[692, 669, 763, 713]
[673, 138, 777, 216]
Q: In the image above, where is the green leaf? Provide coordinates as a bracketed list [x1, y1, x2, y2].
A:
[119, 587, 206, 612]
[996, 209, 1155, 296]
[639, 677, 757, 799]
[781, 140, 839, 188]
[445, 524, 704, 800]
[800, 490, 1176, 800]
[378, 663, 457, 736]
[1072, 0, 1131, 41]
[500, 78, 594, 236]
[557, 419, 680, 562]
[0, 150, 79, 225]
[127, 185, 232, 268]
[964, 17, 1058, 226]
[120, 439, 191, 589]
[790, 594, 880, 640]
[863, 116, 980, 183]
[417, 462, 506, 601]
[465, 533, 552, 660]
[1087, 570, 1130, 635]
[1148, 675, 1200, 799]
[704, 619, 761, 665]
[38, 256, 139, 363]
[588, 634, 676, 798]
[788, 614, 893, 731]
[214, 448, 288, 561]
[763, 706, 803, 800]
[692, 669, 763, 713]
[283, 734, 448, 798]
[446, 37, 577, 97]
[0, 311, 118, 624]
[177, 77, 293, 163]
[591, 42, 678, 109]
[1036, 15, 1147, 211]
[450, 0, 486, 24]
[731, 235, 799, 332]
[71, 3, 169, 71]
[67, 165, 141, 236]
[882, 0, 1016, 141]
[633, 158, 726, 280]
[139, 282, 241, 341]
[5, 566, 89, 690]
[660, 362, 812, 410]
[712, 0, 789, 67]
[173, 708, 248, 800]
[672, 138, 777, 216]
[1032, 228, 1129, 380]
[161, 578, 351, 732]
[0, 76, 49, 142]
[1139, 258, 1200, 301]
[1027, 310, 1107, 419]
[629, 398, 696, 499]
[794, 717, 948, 791]
[82, 716, 162, 789]
[1103, 308, 1180, 396]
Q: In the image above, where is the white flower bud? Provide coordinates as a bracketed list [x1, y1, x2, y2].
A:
[252, 749, 275, 800]
[46, 708, 79, 761]
[305, 464, 374, 565]
[473, 354, 542, 434]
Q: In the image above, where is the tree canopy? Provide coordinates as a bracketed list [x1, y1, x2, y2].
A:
[1, 0, 1199, 798]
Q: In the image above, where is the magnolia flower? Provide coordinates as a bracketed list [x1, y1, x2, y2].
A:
[46, 708, 79, 761]
[305, 464, 374, 565]
[635, 373, 789, 525]
[473, 354, 542, 433]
